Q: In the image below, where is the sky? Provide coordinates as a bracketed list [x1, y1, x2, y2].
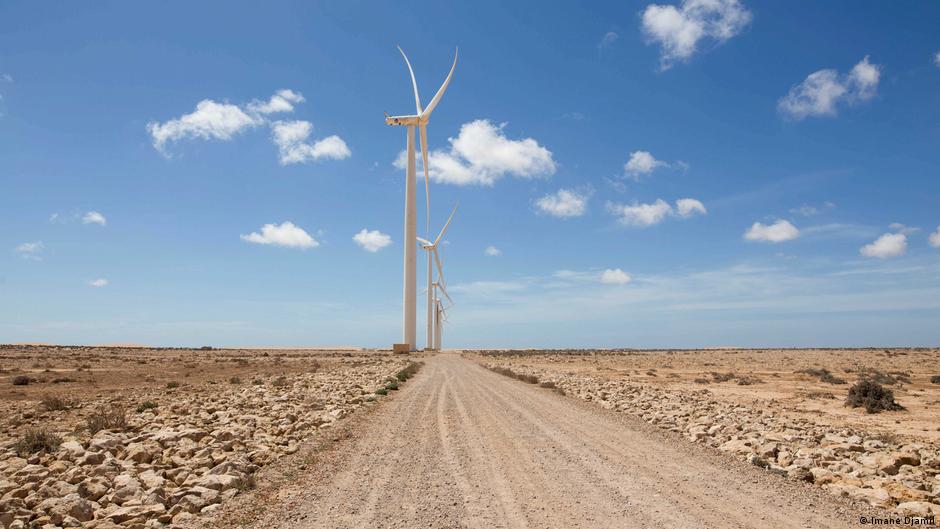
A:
[2, 1, 940, 349]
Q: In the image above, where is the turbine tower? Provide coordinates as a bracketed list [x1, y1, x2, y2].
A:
[386, 46, 458, 351]
[418, 204, 457, 350]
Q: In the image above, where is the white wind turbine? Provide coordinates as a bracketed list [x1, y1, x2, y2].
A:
[418, 204, 458, 350]
[434, 282, 453, 350]
[386, 46, 458, 351]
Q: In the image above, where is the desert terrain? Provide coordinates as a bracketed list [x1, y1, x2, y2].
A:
[0, 346, 937, 528]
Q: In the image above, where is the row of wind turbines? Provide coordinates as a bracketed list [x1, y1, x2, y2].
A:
[386, 46, 459, 352]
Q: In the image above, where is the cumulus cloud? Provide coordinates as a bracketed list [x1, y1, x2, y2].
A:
[89, 278, 109, 288]
[272, 120, 351, 165]
[352, 229, 392, 253]
[624, 150, 668, 178]
[396, 120, 555, 186]
[675, 198, 707, 218]
[535, 189, 588, 218]
[928, 226, 940, 248]
[147, 100, 261, 154]
[82, 211, 107, 226]
[247, 89, 305, 115]
[148, 90, 350, 164]
[778, 56, 881, 120]
[606, 198, 706, 227]
[15, 241, 44, 260]
[484, 246, 501, 256]
[599, 31, 619, 49]
[744, 220, 799, 243]
[600, 268, 632, 285]
[240, 221, 318, 249]
[641, 0, 752, 69]
[888, 223, 919, 236]
[860, 233, 907, 259]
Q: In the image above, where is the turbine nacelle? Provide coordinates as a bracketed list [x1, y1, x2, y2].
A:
[385, 113, 421, 127]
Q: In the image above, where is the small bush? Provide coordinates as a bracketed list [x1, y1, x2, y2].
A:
[14, 428, 61, 457]
[805, 391, 835, 400]
[271, 376, 288, 387]
[797, 368, 846, 385]
[229, 376, 241, 385]
[930, 375, 940, 384]
[40, 395, 73, 411]
[375, 388, 388, 396]
[710, 372, 735, 383]
[736, 376, 762, 386]
[693, 378, 710, 384]
[385, 380, 399, 391]
[845, 379, 904, 414]
[519, 374, 539, 384]
[12, 375, 31, 386]
[136, 401, 158, 413]
[86, 407, 128, 434]
[395, 362, 423, 382]
[166, 381, 180, 389]
[539, 380, 556, 389]
[51, 377, 75, 384]
[252, 379, 263, 385]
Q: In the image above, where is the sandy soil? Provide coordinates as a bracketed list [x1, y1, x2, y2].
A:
[471, 348, 940, 444]
[221, 353, 882, 529]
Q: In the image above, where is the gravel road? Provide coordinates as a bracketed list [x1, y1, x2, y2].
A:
[247, 354, 873, 529]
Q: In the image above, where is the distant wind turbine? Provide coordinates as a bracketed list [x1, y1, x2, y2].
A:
[386, 46, 458, 351]
[418, 204, 458, 350]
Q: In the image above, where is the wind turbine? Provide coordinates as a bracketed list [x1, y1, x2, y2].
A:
[434, 283, 453, 350]
[386, 46, 458, 351]
[418, 204, 458, 350]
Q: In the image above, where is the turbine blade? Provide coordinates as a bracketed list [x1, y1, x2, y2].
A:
[434, 202, 459, 246]
[420, 48, 458, 119]
[433, 248, 446, 288]
[438, 282, 453, 305]
[397, 46, 423, 115]
[416, 236, 433, 246]
[421, 124, 430, 236]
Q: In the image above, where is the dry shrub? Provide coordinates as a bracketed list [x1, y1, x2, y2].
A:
[845, 380, 904, 414]
[86, 407, 128, 434]
[12, 375, 31, 386]
[736, 376, 763, 386]
[271, 376, 288, 387]
[166, 381, 180, 389]
[797, 368, 846, 385]
[930, 375, 940, 384]
[229, 376, 242, 384]
[14, 428, 61, 457]
[51, 377, 75, 384]
[40, 395, 74, 411]
[693, 378, 710, 384]
[710, 372, 735, 383]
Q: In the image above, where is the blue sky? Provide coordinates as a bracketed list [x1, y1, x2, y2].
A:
[2, 1, 939, 348]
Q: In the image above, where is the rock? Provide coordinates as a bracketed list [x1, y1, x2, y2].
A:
[788, 467, 814, 482]
[106, 503, 166, 523]
[192, 474, 239, 492]
[58, 441, 85, 460]
[110, 474, 142, 505]
[895, 501, 939, 517]
[76, 452, 106, 466]
[137, 470, 165, 490]
[122, 442, 162, 464]
[77, 476, 110, 501]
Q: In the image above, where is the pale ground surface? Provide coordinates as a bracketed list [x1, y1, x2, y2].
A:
[472, 348, 940, 444]
[216, 354, 878, 529]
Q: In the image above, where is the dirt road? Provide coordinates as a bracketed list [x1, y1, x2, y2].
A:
[247, 354, 871, 529]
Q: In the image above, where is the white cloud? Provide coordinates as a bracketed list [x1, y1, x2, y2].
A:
[600, 268, 632, 285]
[352, 229, 392, 253]
[82, 211, 107, 226]
[599, 31, 619, 49]
[778, 56, 881, 120]
[247, 89, 305, 115]
[928, 227, 940, 248]
[641, 0, 752, 69]
[607, 199, 673, 226]
[675, 198, 707, 218]
[624, 150, 667, 178]
[860, 233, 907, 259]
[15, 241, 44, 260]
[535, 189, 588, 218]
[147, 99, 261, 154]
[935, 52, 940, 68]
[606, 197, 706, 227]
[888, 223, 919, 236]
[484, 246, 501, 256]
[271, 120, 351, 164]
[744, 220, 799, 243]
[1, 74, 11, 83]
[89, 278, 109, 288]
[396, 120, 555, 186]
[241, 221, 318, 249]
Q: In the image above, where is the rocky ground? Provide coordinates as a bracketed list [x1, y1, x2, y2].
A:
[0, 345, 420, 529]
[469, 348, 940, 519]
